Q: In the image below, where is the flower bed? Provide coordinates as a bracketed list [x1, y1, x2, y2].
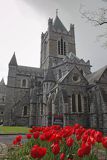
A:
[7, 124, 107, 160]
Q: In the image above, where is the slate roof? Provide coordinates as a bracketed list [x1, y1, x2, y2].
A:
[9, 53, 17, 66]
[44, 69, 56, 82]
[53, 16, 68, 32]
[17, 66, 43, 77]
[86, 65, 107, 84]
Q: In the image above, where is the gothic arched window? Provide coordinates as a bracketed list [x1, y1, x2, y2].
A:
[64, 42, 66, 55]
[58, 38, 66, 55]
[61, 38, 63, 55]
[78, 94, 82, 112]
[23, 106, 28, 116]
[58, 41, 60, 55]
[72, 94, 76, 112]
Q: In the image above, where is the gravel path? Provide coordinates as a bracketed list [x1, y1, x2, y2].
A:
[0, 135, 26, 144]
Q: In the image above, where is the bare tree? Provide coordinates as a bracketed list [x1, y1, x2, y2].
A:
[80, 6, 107, 26]
[80, 1, 107, 46]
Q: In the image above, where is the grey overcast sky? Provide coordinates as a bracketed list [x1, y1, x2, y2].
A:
[0, 0, 107, 83]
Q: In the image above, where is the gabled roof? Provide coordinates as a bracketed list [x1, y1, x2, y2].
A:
[58, 65, 88, 84]
[53, 16, 68, 32]
[9, 52, 17, 66]
[44, 69, 56, 82]
[86, 65, 107, 84]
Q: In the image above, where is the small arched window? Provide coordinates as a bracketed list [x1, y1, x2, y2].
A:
[23, 106, 27, 116]
[22, 79, 27, 88]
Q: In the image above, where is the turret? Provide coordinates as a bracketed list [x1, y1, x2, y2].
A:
[48, 18, 53, 33]
[4, 52, 18, 125]
[9, 52, 17, 66]
[8, 52, 17, 78]
[69, 24, 74, 36]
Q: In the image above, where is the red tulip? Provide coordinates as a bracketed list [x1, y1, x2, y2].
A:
[102, 137, 107, 148]
[66, 137, 74, 147]
[31, 145, 47, 158]
[77, 148, 84, 157]
[33, 131, 39, 139]
[52, 143, 60, 155]
[40, 134, 46, 141]
[95, 131, 103, 143]
[60, 153, 65, 160]
[26, 134, 32, 139]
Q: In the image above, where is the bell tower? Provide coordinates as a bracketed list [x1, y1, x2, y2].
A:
[40, 15, 76, 70]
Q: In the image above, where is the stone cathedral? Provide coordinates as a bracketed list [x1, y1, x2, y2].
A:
[3, 15, 107, 133]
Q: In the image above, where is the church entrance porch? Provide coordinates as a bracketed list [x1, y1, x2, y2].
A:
[53, 114, 63, 127]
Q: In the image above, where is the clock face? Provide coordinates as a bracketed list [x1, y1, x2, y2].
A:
[72, 73, 80, 82]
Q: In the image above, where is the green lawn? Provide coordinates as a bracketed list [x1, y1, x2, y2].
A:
[0, 126, 31, 134]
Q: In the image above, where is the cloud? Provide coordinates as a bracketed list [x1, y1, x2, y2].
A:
[21, 0, 58, 16]
[21, 0, 79, 18]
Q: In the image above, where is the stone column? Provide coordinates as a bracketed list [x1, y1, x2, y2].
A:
[75, 94, 78, 112]
[70, 96, 72, 113]
[29, 103, 36, 127]
[52, 100, 55, 125]
[64, 103, 68, 125]
[81, 95, 84, 112]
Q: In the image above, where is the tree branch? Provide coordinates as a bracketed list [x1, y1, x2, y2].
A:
[80, 6, 107, 26]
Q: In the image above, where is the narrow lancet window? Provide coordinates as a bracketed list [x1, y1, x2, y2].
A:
[78, 94, 82, 112]
[58, 41, 60, 55]
[64, 42, 66, 55]
[61, 38, 63, 55]
[72, 94, 76, 112]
